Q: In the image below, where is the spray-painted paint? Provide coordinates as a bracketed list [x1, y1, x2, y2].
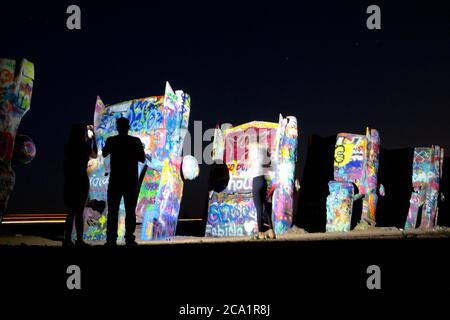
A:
[83, 82, 192, 240]
[404, 146, 444, 230]
[0, 58, 36, 220]
[205, 115, 298, 237]
[326, 128, 383, 232]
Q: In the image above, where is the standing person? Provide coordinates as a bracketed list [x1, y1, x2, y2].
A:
[249, 143, 276, 240]
[102, 117, 146, 247]
[63, 124, 97, 247]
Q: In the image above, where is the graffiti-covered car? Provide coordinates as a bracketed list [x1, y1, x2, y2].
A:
[0, 58, 36, 221]
[326, 127, 384, 232]
[404, 146, 444, 230]
[205, 115, 298, 237]
[83, 82, 196, 241]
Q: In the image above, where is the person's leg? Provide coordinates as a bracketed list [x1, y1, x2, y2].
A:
[75, 188, 89, 243]
[261, 176, 275, 239]
[252, 175, 266, 233]
[64, 207, 75, 244]
[258, 176, 271, 231]
[107, 184, 121, 244]
[262, 206, 273, 230]
[74, 206, 85, 243]
[123, 184, 138, 244]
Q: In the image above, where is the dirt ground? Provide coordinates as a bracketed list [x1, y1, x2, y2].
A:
[1, 224, 449, 247]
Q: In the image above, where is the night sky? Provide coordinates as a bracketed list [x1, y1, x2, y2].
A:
[2, 1, 450, 217]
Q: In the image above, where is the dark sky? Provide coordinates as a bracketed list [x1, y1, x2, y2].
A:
[2, 1, 450, 216]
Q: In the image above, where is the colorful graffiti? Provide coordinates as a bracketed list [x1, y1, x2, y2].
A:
[326, 181, 354, 232]
[205, 115, 298, 237]
[83, 82, 193, 241]
[404, 146, 444, 230]
[206, 193, 258, 236]
[326, 128, 383, 232]
[272, 115, 298, 234]
[0, 58, 35, 220]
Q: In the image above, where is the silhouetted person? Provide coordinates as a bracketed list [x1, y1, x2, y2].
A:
[63, 124, 97, 247]
[103, 117, 145, 247]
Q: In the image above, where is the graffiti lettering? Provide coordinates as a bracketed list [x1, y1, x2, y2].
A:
[227, 178, 252, 193]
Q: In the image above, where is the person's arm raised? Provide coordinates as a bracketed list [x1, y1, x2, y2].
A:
[87, 125, 98, 159]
